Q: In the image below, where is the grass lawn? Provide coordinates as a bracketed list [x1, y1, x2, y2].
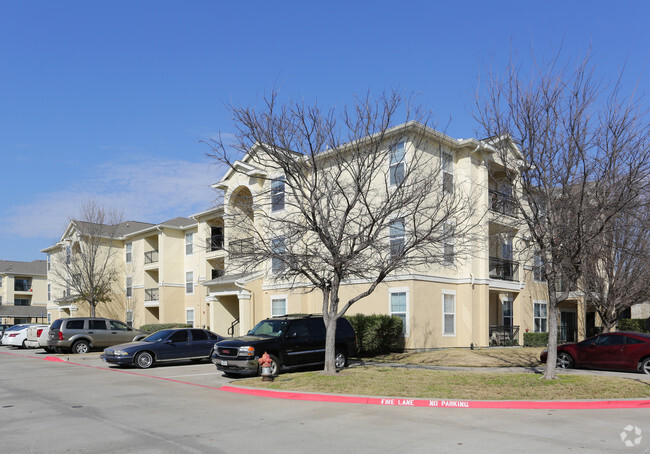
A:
[367, 347, 545, 368]
[237, 367, 650, 400]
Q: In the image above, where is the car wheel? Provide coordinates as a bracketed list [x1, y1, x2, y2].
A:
[135, 351, 154, 369]
[335, 350, 347, 369]
[21, 339, 27, 349]
[71, 340, 90, 354]
[556, 352, 574, 369]
[640, 357, 650, 375]
[44, 347, 54, 353]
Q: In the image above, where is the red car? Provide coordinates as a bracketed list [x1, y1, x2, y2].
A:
[540, 331, 650, 375]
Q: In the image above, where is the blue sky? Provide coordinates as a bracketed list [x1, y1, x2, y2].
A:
[1, 1, 648, 262]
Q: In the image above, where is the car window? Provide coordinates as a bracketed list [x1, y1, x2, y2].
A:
[249, 319, 288, 337]
[595, 334, 626, 346]
[288, 320, 310, 337]
[308, 318, 326, 337]
[207, 331, 221, 340]
[66, 320, 84, 330]
[169, 330, 189, 342]
[626, 337, 644, 345]
[109, 321, 128, 331]
[51, 319, 63, 330]
[89, 320, 107, 330]
[191, 329, 208, 341]
[142, 330, 172, 342]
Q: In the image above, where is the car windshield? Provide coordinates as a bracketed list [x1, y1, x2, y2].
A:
[249, 319, 289, 337]
[141, 330, 174, 342]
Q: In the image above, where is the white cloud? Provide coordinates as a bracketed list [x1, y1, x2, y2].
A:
[0, 155, 225, 239]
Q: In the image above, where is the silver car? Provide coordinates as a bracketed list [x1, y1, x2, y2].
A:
[48, 317, 147, 354]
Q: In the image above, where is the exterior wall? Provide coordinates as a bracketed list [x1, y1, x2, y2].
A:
[0, 264, 48, 324]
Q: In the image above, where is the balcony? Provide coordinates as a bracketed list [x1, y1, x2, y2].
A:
[144, 288, 159, 307]
[489, 325, 520, 346]
[206, 236, 224, 252]
[489, 189, 517, 217]
[14, 280, 32, 292]
[230, 238, 255, 254]
[489, 257, 519, 281]
[144, 250, 159, 265]
[211, 269, 225, 280]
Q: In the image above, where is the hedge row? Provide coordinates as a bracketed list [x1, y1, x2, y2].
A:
[345, 314, 404, 355]
[139, 323, 193, 333]
[523, 332, 549, 347]
[618, 318, 650, 333]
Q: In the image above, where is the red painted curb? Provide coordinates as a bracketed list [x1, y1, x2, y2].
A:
[218, 386, 650, 410]
[4, 351, 650, 410]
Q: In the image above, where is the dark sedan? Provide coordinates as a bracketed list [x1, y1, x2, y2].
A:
[101, 328, 223, 369]
[540, 331, 650, 375]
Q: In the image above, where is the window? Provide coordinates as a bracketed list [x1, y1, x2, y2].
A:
[502, 299, 513, 327]
[170, 330, 189, 342]
[389, 218, 405, 259]
[186, 271, 194, 294]
[126, 309, 133, 327]
[271, 238, 287, 273]
[47, 254, 51, 270]
[442, 291, 456, 336]
[185, 233, 193, 255]
[0, 276, 2, 287]
[15, 298, 30, 306]
[443, 222, 455, 265]
[47, 313, 51, 324]
[0, 296, 2, 304]
[14, 278, 31, 291]
[442, 152, 453, 193]
[271, 296, 287, 317]
[66, 245, 71, 264]
[126, 277, 132, 298]
[186, 308, 195, 327]
[47, 284, 51, 301]
[191, 329, 208, 341]
[125, 243, 132, 263]
[89, 320, 107, 330]
[533, 253, 545, 282]
[389, 289, 408, 335]
[109, 320, 129, 331]
[534, 301, 548, 332]
[271, 177, 285, 212]
[389, 142, 405, 186]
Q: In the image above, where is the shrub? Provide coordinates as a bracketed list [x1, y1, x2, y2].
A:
[618, 318, 650, 333]
[139, 323, 193, 333]
[345, 314, 404, 355]
[523, 332, 548, 347]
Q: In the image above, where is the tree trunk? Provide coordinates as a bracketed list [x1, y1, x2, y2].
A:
[323, 316, 338, 374]
[543, 279, 559, 380]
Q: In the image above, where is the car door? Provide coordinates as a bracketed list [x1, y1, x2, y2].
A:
[282, 319, 316, 366]
[157, 330, 192, 361]
[189, 329, 214, 358]
[582, 334, 626, 369]
[107, 320, 136, 344]
[88, 319, 110, 347]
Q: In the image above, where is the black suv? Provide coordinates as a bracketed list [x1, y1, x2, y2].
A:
[211, 314, 357, 376]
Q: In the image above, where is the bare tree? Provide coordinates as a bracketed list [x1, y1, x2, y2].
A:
[579, 207, 650, 333]
[474, 51, 650, 379]
[206, 90, 483, 374]
[50, 201, 124, 317]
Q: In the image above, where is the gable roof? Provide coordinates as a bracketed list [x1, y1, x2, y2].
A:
[0, 260, 47, 277]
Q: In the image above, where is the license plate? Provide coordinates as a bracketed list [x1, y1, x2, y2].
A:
[220, 360, 228, 366]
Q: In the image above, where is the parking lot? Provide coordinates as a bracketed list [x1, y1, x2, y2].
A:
[2, 345, 650, 453]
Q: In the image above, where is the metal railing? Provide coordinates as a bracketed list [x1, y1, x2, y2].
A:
[489, 325, 520, 346]
[144, 250, 159, 264]
[144, 288, 159, 302]
[489, 189, 517, 217]
[228, 318, 240, 337]
[489, 257, 519, 281]
[206, 236, 224, 252]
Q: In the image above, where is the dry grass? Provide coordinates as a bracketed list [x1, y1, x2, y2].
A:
[368, 347, 545, 368]
[237, 367, 650, 400]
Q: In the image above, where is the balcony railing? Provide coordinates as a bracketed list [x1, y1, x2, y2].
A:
[489, 257, 519, 281]
[206, 236, 224, 252]
[144, 250, 159, 264]
[145, 288, 159, 302]
[211, 269, 225, 280]
[489, 189, 517, 217]
[489, 325, 520, 346]
[14, 281, 32, 291]
[230, 238, 255, 254]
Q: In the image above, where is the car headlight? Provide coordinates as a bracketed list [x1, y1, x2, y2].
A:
[238, 346, 255, 357]
[113, 350, 129, 356]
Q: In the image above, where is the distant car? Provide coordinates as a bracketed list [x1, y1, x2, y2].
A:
[101, 328, 224, 369]
[212, 314, 358, 377]
[0, 323, 12, 338]
[540, 331, 650, 375]
[25, 325, 52, 351]
[48, 317, 147, 354]
[2, 324, 41, 348]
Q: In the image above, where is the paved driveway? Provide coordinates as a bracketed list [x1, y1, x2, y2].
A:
[1, 346, 650, 453]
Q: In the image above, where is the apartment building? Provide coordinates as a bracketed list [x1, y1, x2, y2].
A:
[0, 260, 48, 325]
[196, 122, 561, 349]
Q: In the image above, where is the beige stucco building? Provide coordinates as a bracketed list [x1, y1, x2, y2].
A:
[0, 260, 48, 325]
